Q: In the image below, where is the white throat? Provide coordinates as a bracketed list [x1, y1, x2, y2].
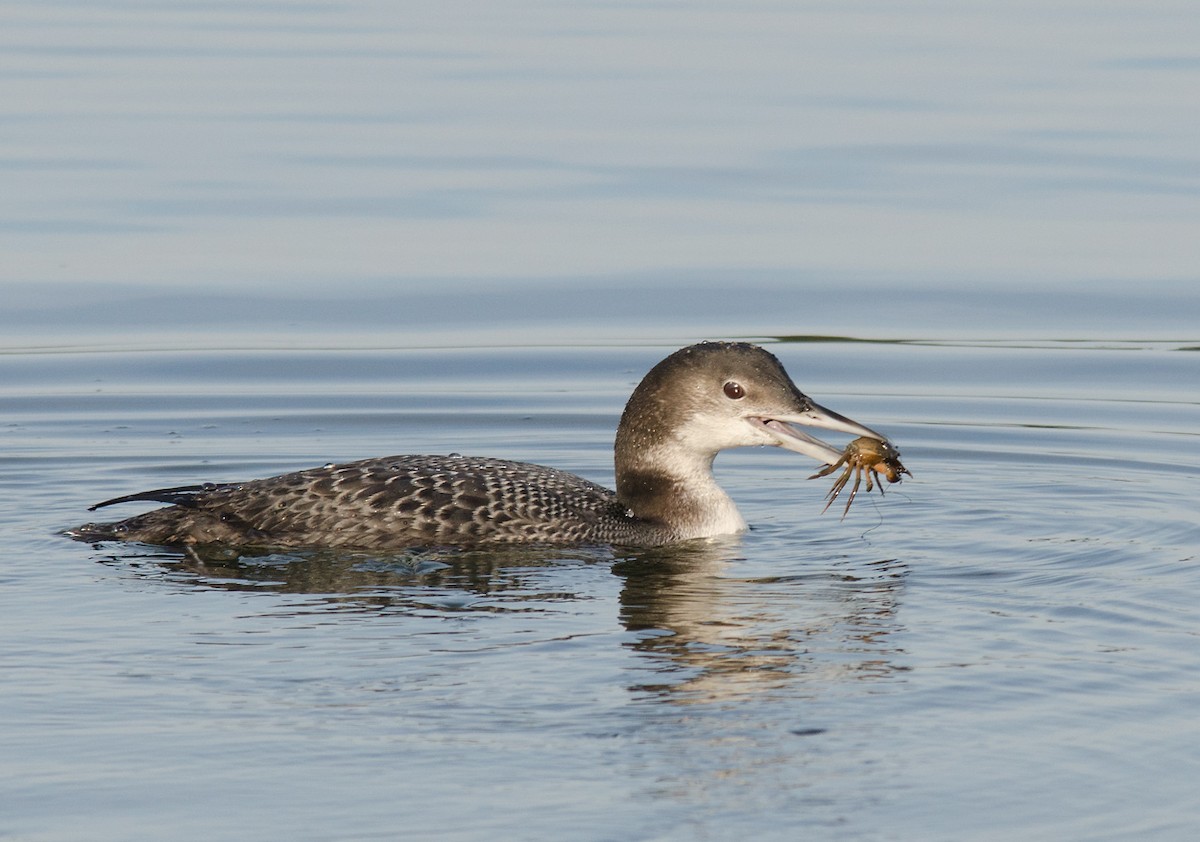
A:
[635, 442, 748, 539]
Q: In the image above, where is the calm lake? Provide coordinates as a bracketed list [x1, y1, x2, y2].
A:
[2, 1, 1199, 840]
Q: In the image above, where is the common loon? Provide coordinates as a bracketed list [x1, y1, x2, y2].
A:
[70, 342, 892, 550]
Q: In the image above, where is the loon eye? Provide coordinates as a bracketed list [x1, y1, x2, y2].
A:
[723, 381, 745, 400]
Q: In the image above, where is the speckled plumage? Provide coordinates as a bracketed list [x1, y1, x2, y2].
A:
[71, 342, 888, 550]
[76, 455, 670, 548]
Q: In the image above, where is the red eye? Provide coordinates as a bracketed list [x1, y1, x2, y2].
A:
[723, 381, 745, 399]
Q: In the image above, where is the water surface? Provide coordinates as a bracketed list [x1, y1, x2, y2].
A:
[6, 338, 1200, 841]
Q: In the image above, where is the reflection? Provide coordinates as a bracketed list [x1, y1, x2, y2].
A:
[94, 535, 908, 705]
[614, 539, 908, 704]
[96, 542, 616, 614]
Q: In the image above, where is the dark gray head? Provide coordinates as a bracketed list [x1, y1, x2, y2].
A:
[615, 341, 883, 479]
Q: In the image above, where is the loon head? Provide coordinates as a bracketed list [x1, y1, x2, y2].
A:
[616, 341, 884, 467]
[612, 342, 886, 533]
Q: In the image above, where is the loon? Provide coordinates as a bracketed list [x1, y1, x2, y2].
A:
[70, 342, 890, 550]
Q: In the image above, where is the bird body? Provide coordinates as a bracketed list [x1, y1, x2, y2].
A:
[70, 342, 887, 550]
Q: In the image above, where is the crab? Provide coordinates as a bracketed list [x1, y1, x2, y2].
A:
[810, 436, 911, 519]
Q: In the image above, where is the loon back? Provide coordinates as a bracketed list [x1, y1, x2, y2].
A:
[71, 455, 672, 549]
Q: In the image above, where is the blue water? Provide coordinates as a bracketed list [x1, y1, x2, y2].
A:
[3, 1, 1200, 840]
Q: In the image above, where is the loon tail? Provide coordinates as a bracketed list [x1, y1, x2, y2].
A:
[68, 482, 251, 546]
[87, 483, 236, 512]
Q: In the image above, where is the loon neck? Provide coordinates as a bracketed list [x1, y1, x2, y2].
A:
[615, 445, 746, 539]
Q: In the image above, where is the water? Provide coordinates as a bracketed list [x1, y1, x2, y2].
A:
[3, 1, 1200, 840]
[6, 340, 1199, 841]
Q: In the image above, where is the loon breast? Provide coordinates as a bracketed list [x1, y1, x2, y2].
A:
[70, 342, 892, 550]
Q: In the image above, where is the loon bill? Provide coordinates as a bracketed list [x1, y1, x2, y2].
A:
[68, 341, 906, 550]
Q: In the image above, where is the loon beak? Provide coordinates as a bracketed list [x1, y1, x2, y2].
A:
[754, 400, 886, 465]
